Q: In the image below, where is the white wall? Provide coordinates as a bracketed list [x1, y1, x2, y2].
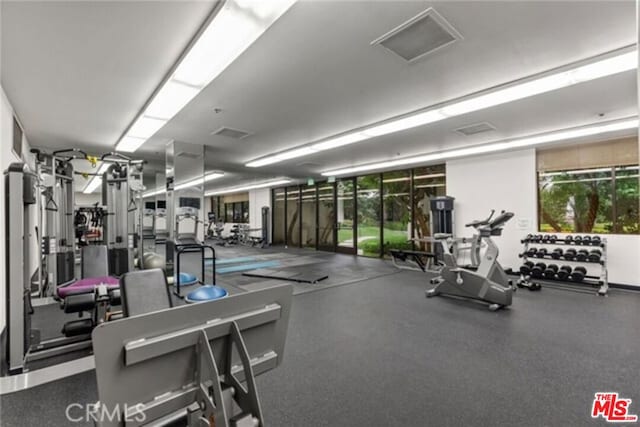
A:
[249, 188, 271, 242]
[447, 149, 538, 273]
[446, 148, 640, 287]
[0, 86, 35, 333]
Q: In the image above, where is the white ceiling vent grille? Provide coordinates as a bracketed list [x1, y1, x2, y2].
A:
[212, 127, 252, 139]
[372, 8, 462, 62]
[455, 122, 496, 136]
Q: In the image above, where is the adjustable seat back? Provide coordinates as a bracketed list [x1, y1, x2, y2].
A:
[82, 245, 109, 278]
[120, 268, 173, 317]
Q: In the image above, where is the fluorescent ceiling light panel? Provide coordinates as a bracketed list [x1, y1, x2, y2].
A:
[115, 136, 146, 153]
[322, 118, 638, 176]
[174, 172, 225, 191]
[144, 80, 200, 120]
[143, 188, 165, 198]
[116, 0, 296, 153]
[82, 162, 112, 194]
[83, 176, 103, 194]
[245, 48, 637, 168]
[126, 116, 168, 139]
[205, 179, 292, 196]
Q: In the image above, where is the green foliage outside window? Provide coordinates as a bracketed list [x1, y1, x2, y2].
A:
[538, 166, 639, 234]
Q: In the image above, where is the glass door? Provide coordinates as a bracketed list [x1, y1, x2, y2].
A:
[317, 183, 336, 251]
[336, 178, 356, 254]
[357, 174, 381, 257]
[286, 186, 301, 247]
[301, 185, 317, 248]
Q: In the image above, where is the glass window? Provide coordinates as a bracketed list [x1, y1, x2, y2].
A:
[301, 185, 317, 247]
[337, 179, 355, 249]
[273, 188, 285, 244]
[382, 171, 411, 256]
[356, 174, 381, 257]
[538, 166, 632, 234]
[286, 186, 300, 247]
[317, 183, 335, 250]
[241, 201, 249, 223]
[613, 166, 639, 234]
[412, 165, 446, 251]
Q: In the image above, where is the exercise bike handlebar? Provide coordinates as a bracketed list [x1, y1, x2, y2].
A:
[465, 209, 495, 228]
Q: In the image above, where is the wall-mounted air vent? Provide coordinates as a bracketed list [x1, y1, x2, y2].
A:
[212, 127, 252, 139]
[372, 8, 462, 63]
[454, 122, 496, 136]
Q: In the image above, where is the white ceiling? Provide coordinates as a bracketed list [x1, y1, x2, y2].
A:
[2, 0, 637, 193]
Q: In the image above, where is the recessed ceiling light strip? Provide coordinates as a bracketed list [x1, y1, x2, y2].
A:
[115, 0, 297, 153]
[321, 117, 639, 176]
[205, 178, 292, 196]
[246, 47, 637, 168]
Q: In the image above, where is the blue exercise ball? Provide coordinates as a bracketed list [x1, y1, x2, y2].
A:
[178, 272, 198, 285]
[186, 285, 228, 303]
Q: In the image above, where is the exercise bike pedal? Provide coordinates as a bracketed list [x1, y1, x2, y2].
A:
[488, 304, 502, 311]
[429, 277, 443, 285]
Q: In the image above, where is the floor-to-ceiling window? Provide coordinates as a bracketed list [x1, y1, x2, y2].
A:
[286, 186, 301, 247]
[357, 174, 381, 257]
[301, 185, 317, 247]
[336, 178, 356, 253]
[382, 171, 412, 256]
[412, 165, 447, 251]
[270, 164, 446, 254]
[273, 188, 285, 244]
[317, 183, 335, 250]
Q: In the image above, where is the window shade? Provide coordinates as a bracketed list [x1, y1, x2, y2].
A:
[537, 136, 638, 172]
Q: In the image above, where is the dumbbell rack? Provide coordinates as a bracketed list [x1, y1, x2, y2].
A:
[519, 235, 608, 295]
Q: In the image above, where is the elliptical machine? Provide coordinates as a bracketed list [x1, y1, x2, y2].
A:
[427, 210, 515, 311]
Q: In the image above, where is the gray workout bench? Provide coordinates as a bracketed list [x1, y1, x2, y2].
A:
[92, 282, 293, 426]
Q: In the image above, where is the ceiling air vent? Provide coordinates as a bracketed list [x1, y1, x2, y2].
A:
[454, 122, 496, 136]
[372, 8, 462, 62]
[212, 127, 251, 139]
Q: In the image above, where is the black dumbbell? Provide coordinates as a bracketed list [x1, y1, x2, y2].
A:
[543, 264, 559, 279]
[549, 235, 558, 243]
[519, 261, 534, 275]
[542, 235, 551, 243]
[564, 248, 577, 261]
[531, 262, 546, 278]
[525, 234, 534, 243]
[574, 236, 583, 245]
[551, 248, 564, 259]
[582, 236, 591, 246]
[591, 236, 602, 246]
[557, 265, 572, 280]
[526, 247, 538, 257]
[535, 248, 548, 258]
[571, 266, 587, 282]
[535, 234, 543, 242]
[576, 249, 589, 262]
[564, 235, 573, 245]
[588, 249, 602, 263]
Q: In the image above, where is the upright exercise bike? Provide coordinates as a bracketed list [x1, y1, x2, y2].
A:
[427, 210, 514, 311]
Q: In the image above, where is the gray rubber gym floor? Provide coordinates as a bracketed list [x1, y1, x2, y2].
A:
[3, 251, 640, 426]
